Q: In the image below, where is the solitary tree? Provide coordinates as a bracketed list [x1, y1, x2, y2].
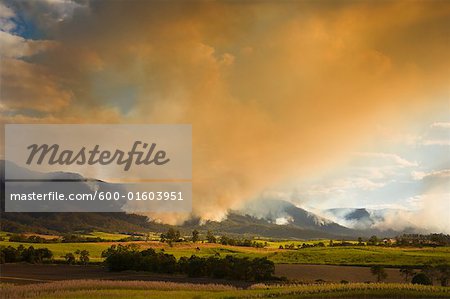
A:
[399, 266, 416, 283]
[206, 230, 216, 243]
[436, 264, 450, 286]
[368, 235, 378, 246]
[192, 230, 199, 243]
[422, 263, 439, 284]
[166, 228, 180, 241]
[161, 228, 181, 246]
[371, 265, 387, 282]
[75, 249, 90, 265]
[64, 253, 76, 265]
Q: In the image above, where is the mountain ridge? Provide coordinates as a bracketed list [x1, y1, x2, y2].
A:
[0, 160, 402, 238]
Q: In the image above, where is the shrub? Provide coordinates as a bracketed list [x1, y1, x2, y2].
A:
[412, 273, 432, 285]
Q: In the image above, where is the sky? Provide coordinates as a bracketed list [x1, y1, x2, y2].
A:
[0, 0, 449, 231]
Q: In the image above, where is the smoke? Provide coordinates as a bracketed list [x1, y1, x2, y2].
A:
[376, 171, 450, 233]
[236, 195, 295, 224]
[297, 201, 450, 234]
[1, 1, 450, 225]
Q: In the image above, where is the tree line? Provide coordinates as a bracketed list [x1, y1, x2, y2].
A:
[6, 233, 144, 243]
[160, 228, 266, 248]
[0, 245, 53, 263]
[102, 244, 275, 281]
[395, 234, 450, 247]
[0, 244, 91, 265]
[370, 264, 450, 286]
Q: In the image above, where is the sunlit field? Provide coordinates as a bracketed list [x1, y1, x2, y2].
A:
[1, 238, 449, 266]
[1, 280, 449, 299]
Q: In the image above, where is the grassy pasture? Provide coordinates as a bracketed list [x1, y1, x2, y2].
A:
[78, 232, 134, 240]
[265, 246, 450, 266]
[261, 239, 359, 248]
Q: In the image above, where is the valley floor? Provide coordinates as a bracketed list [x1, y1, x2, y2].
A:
[1, 263, 407, 285]
[1, 239, 449, 266]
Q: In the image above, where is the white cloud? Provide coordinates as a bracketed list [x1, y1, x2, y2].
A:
[306, 177, 386, 196]
[354, 152, 418, 167]
[275, 216, 292, 225]
[411, 171, 426, 180]
[422, 122, 450, 146]
[0, 31, 57, 58]
[0, 5, 67, 114]
[412, 169, 450, 181]
[0, 2, 16, 32]
[375, 122, 450, 148]
[422, 139, 450, 146]
[374, 193, 450, 233]
[375, 125, 421, 146]
[44, 0, 85, 22]
[431, 122, 450, 129]
[18, 0, 86, 24]
[0, 3, 14, 18]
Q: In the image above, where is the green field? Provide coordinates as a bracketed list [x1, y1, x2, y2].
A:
[261, 239, 359, 248]
[78, 232, 135, 240]
[78, 231, 161, 241]
[1, 280, 449, 299]
[265, 246, 450, 266]
[1, 239, 449, 266]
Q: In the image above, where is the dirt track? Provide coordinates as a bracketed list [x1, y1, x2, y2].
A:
[1, 263, 407, 285]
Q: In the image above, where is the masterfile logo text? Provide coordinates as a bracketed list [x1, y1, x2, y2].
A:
[4, 124, 192, 213]
[5, 124, 191, 180]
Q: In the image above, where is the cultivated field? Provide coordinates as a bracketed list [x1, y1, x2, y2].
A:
[1, 280, 449, 299]
[0, 263, 405, 284]
[275, 264, 406, 283]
